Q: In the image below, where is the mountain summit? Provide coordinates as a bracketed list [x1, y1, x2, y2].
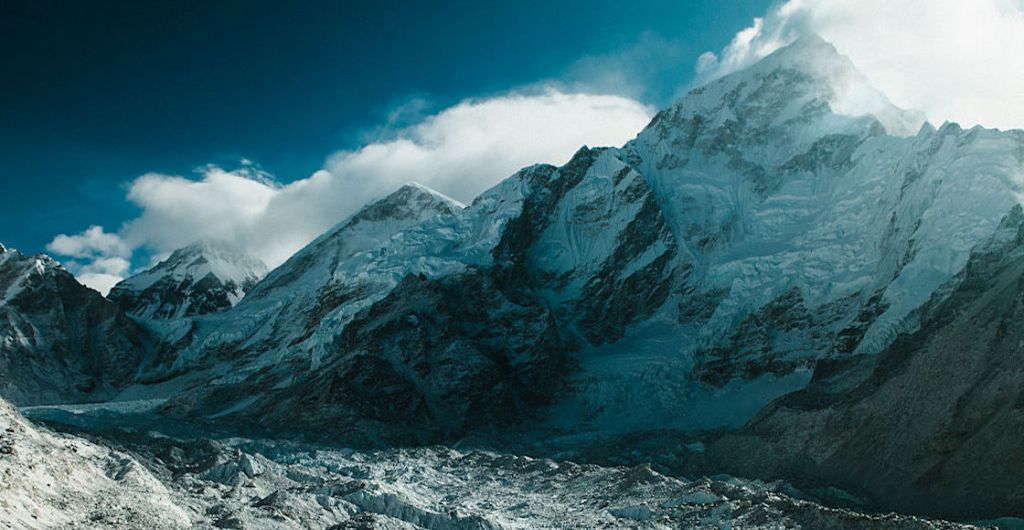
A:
[694, 33, 925, 138]
[108, 239, 267, 320]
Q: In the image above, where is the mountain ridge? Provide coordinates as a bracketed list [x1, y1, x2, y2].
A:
[147, 35, 1024, 444]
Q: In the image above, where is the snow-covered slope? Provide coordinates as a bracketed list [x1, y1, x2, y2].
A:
[623, 34, 999, 380]
[108, 239, 267, 320]
[232, 182, 466, 340]
[172, 183, 467, 369]
[0, 244, 151, 405]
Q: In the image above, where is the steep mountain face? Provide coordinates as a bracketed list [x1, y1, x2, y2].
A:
[0, 245, 150, 405]
[225, 182, 467, 355]
[619, 35, 1023, 391]
[160, 157, 677, 441]
[705, 205, 1024, 519]
[162, 183, 467, 373]
[107, 239, 267, 320]
[153, 35, 1024, 446]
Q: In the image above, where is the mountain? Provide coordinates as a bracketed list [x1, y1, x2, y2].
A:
[169, 182, 468, 366]
[9, 32, 1024, 523]
[162, 159, 667, 442]
[705, 205, 1024, 519]
[587, 35, 1024, 430]
[107, 239, 267, 320]
[160, 181, 583, 442]
[0, 244, 150, 405]
[150, 34, 1024, 449]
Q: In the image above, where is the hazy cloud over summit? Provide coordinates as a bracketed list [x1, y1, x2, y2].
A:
[697, 0, 1024, 130]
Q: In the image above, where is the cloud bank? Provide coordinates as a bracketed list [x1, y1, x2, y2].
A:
[52, 90, 652, 293]
[696, 0, 1024, 131]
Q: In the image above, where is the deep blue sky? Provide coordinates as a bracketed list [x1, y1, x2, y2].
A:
[1, 0, 773, 254]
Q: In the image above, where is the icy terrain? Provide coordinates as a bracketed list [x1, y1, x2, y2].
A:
[706, 205, 1024, 520]
[2, 400, 988, 529]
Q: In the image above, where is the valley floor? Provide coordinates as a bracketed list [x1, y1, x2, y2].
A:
[0, 401, 998, 530]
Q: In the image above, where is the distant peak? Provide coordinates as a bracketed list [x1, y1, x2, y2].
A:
[0, 243, 6, 254]
[753, 33, 855, 79]
[391, 182, 466, 208]
[397, 181, 435, 193]
[177, 237, 240, 255]
[338, 183, 465, 228]
[785, 32, 834, 53]
[367, 182, 465, 212]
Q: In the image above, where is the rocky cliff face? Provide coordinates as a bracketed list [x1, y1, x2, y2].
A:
[0, 245, 150, 405]
[705, 205, 1024, 519]
[108, 239, 267, 320]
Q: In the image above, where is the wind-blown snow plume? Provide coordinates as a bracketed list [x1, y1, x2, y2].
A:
[697, 0, 1024, 131]
[48, 90, 651, 290]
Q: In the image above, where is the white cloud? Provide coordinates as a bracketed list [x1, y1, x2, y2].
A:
[49, 89, 652, 281]
[75, 255, 132, 296]
[46, 227, 132, 294]
[697, 0, 1024, 131]
[121, 165, 279, 256]
[259, 90, 651, 265]
[74, 273, 125, 296]
[47, 225, 130, 260]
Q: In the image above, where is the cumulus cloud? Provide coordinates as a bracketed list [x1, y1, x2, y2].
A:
[318, 90, 651, 211]
[696, 0, 1024, 131]
[49, 89, 652, 284]
[46, 226, 132, 294]
[47, 225, 130, 260]
[74, 257, 132, 296]
[121, 165, 279, 256]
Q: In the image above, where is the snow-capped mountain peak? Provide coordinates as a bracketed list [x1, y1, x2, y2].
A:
[769, 33, 925, 137]
[240, 181, 463, 307]
[107, 239, 268, 320]
[675, 32, 925, 141]
[350, 182, 465, 223]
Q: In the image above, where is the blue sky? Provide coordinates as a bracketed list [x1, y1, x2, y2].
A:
[1, 0, 775, 260]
